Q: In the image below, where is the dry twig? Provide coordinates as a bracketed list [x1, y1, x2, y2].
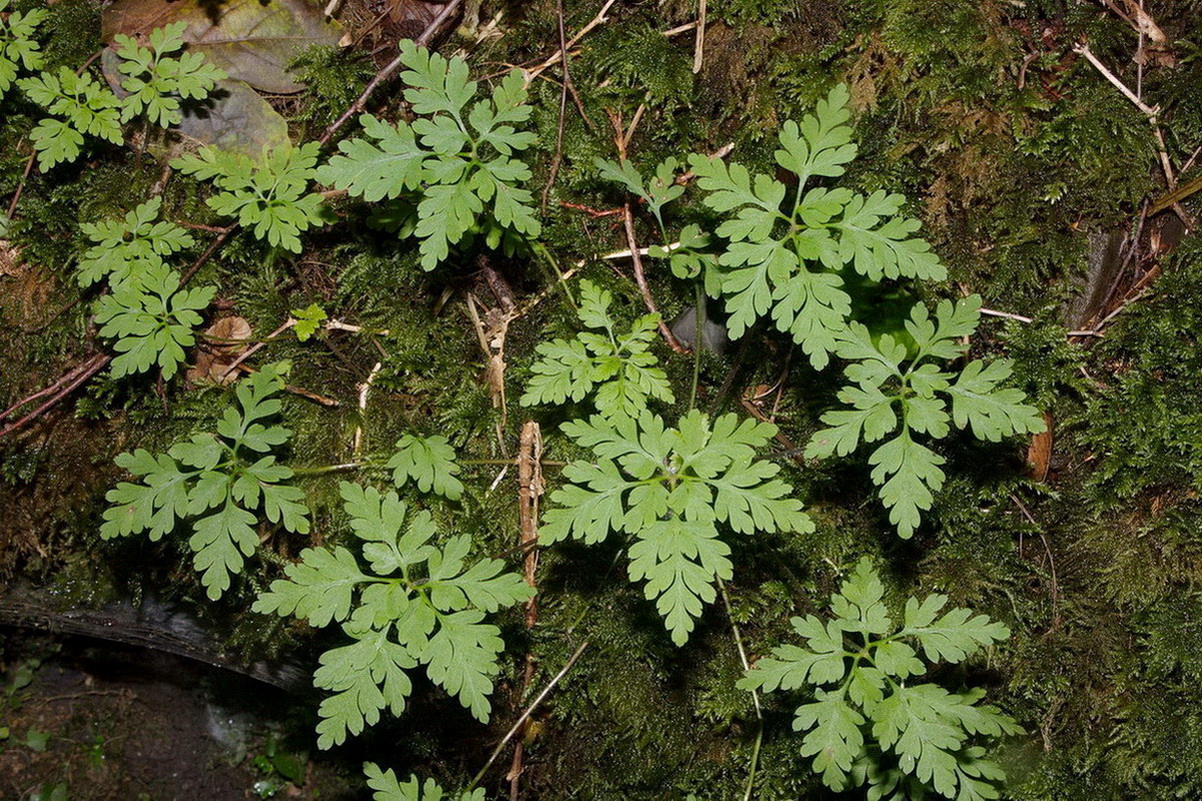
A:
[692, 0, 708, 74]
[507, 421, 544, 800]
[525, 0, 619, 84]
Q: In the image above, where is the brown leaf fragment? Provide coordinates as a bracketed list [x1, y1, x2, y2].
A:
[1026, 412, 1054, 482]
[188, 316, 252, 385]
[0, 239, 23, 278]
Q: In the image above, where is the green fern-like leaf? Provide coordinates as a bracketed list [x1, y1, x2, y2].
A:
[804, 296, 1044, 537]
[740, 558, 1020, 800]
[0, 0, 47, 99]
[94, 260, 215, 380]
[689, 84, 947, 369]
[173, 143, 328, 252]
[77, 197, 194, 288]
[254, 481, 532, 748]
[100, 363, 309, 599]
[363, 765, 485, 801]
[595, 156, 685, 227]
[542, 409, 810, 644]
[18, 67, 123, 170]
[386, 434, 464, 500]
[113, 21, 226, 127]
[316, 40, 539, 270]
[291, 303, 327, 342]
[521, 280, 674, 420]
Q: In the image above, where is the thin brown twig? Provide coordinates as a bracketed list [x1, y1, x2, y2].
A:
[559, 201, 623, 218]
[0, 354, 111, 439]
[1, 354, 105, 421]
[1074, 42, 1193, 227]
[5, 153, 36, 221]
[692, 0, 708, 74]
[623, 203, 687, 353]
[218, 319, 297, 382]
[180, 225, 237, 284]
[1074, 42, 1177, 183]
[1180, 144, 1202, 177]
[980, 307, 1034, 324]
[541, 0, 574, 214]
[471, 639, 590, 791]
[508, 421, 544, 801]
[352, 361, 383, 457]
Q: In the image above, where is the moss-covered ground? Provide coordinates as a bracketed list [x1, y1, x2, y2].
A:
[2, 0, 1202, 798]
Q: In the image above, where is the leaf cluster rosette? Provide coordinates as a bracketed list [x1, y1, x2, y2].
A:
[690, 84, 946, 370]
[15, 22, 223, 170]
[521, 280, 674, 420]
[77, 197, 195, 288]
[173, 142, 328, 252]
[741, 559, 1022, 801]
[316, 40, 540, 271]
[101, 362, 310, 598]
[804, 296, 1046, 537]
[254, 481, 533, 748]
[94, 259, 215, 380]
[542, 409, 811, 644]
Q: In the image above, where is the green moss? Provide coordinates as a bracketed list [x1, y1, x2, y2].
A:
[3, 0, 1202, 796]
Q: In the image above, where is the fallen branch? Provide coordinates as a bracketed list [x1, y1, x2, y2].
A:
[980, 307, 1034, 323]
[0, 353, 111, 439]
[693, 0, 708, 74]
[1074, 40, 1187, 224]
[508, 421, 544, 801]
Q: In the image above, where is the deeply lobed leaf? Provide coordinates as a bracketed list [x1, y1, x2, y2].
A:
[745, 559, 1020, 799]
[257, 479, 530, 746]
[387, 434, 464, 500]
[318, 41, 539, 270]
[544, 409, 808, 643]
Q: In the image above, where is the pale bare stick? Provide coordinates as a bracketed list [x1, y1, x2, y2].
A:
[1074, 42, 1177, 186]
[980, 308, 1034, 323]
[664, 21, 697, 38]
[1074, 42, 1158, 117]
[352, 361, 383, 457]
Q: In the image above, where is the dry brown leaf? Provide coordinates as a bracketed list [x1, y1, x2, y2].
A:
[187, 316, 252, 385]
[1026, 411, 1054, 482]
